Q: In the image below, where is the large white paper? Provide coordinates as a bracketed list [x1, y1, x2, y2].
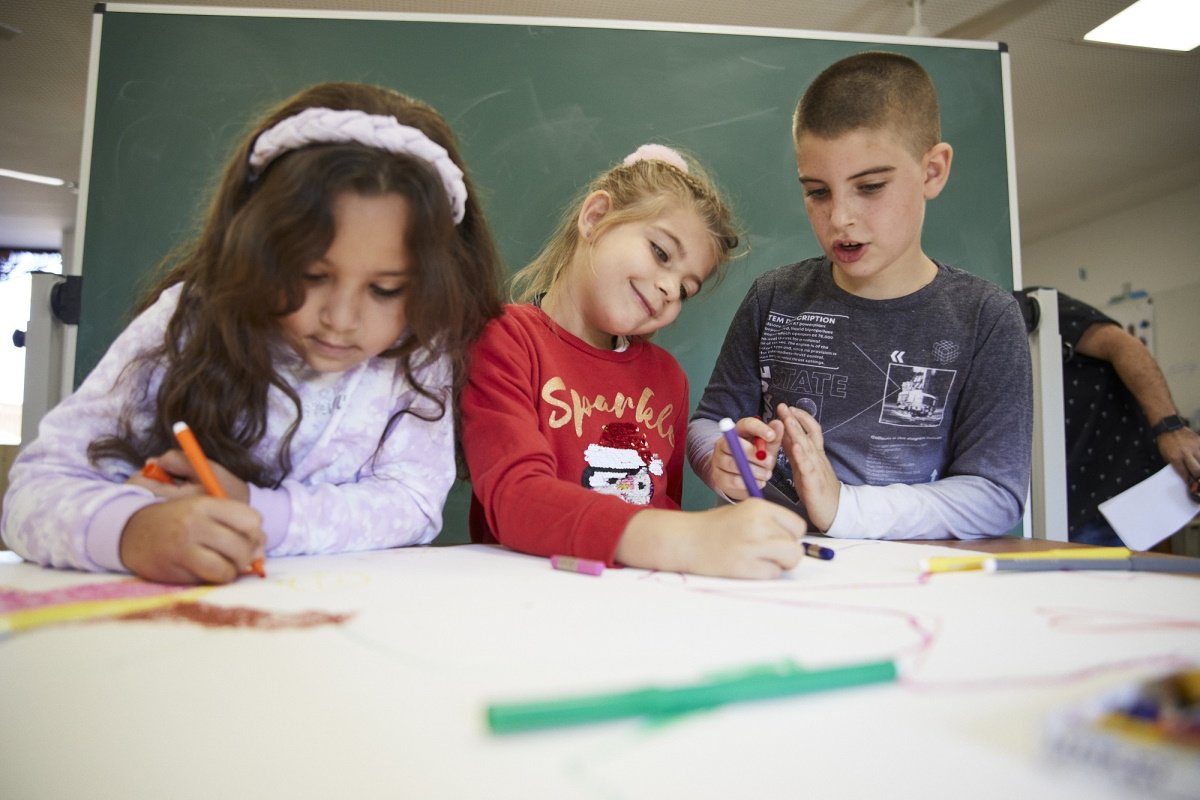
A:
[1099, 464, 1200, 550]
[3, 542, 1200, 799]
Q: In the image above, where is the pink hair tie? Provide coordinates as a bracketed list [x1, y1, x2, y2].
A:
[622, 144, 689, 174]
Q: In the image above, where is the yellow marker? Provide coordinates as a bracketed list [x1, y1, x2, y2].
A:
[0, 587, 213, 635]
[921, 547, 1131, 573]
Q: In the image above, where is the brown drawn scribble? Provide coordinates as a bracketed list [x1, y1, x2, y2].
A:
[113, 601, 352, 630]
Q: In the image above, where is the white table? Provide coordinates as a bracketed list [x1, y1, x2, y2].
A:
[2, 541, 1198, 799]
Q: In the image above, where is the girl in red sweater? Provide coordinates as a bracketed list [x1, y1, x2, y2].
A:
[462, 145, 805, 579]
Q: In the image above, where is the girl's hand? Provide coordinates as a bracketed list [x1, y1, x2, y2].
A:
[709, 416, 785, 499]
[139, 449, 252, 503]
[119, 496, 266, 584]
[777, 403, 841, 531]
[616, 501, 806, 579]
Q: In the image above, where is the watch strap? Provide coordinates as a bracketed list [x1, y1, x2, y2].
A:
[1151, 414, 1188, 436]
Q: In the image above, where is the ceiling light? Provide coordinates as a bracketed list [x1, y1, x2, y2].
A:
[0, 168, 69, 187]
[1084, 0, 1200, 51]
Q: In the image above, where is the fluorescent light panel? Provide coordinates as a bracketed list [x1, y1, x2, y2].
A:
[0, 168, 67, 187]
[1084, 0, 1200, 51]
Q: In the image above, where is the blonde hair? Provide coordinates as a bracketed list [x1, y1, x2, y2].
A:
[793, 51, 941, 159]
[511, 149, 740, 303]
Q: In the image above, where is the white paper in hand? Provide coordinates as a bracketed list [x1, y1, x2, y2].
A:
[1099, 465, 1199, 550]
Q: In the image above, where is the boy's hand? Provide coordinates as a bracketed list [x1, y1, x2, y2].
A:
[132, 449, 251, 503]
[777, 403, 841, 531]
[616, 501, 806, 579]
[120, 496, 265, 584]
[709, 416, 785, 499]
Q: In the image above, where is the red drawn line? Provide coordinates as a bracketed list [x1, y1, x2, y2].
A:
[1039, 606, 1200, 634]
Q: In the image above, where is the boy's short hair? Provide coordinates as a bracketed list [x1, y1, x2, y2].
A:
[793, 51, 941, 159]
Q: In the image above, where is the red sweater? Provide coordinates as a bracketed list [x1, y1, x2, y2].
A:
[462, 304, 688, 565]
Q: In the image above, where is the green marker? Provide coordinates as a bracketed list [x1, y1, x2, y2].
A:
[486, 658, 897, 734]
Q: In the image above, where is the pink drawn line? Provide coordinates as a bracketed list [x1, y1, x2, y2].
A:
[0, 580, 191, 612]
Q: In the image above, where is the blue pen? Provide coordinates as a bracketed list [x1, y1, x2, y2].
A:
[720, 417, 763, 499]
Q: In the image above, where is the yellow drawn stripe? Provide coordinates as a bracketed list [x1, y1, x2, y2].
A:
[0, 586, 214, 634]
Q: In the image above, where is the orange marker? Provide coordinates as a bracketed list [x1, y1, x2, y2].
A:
[172, 421, 266, 578]
[141, 460, 173, 484]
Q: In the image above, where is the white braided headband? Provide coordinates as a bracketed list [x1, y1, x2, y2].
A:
[248, 107, 468, 224]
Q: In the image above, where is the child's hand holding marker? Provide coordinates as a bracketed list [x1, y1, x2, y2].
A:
[709, 416, 784, 501]
[119, 491, 266, 585]
[119, 423, 266, 584]
[616, 502, 807, 579]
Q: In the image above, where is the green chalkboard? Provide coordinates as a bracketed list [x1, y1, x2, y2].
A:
[79, 7, 1015, 539]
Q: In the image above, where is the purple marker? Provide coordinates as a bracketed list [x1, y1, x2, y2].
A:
[551, 555, 605, 576]
[720, 417, 763, 499]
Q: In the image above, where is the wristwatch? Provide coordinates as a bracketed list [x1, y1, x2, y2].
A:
[1151, 414, 1189, 436]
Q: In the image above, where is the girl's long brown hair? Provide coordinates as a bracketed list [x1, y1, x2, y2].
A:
[89, 82, 502, 485]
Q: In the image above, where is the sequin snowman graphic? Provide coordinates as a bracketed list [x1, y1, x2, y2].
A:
[580, 422, 663, 505]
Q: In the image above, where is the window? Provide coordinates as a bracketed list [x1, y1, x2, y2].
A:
[0, 250, 64, 444]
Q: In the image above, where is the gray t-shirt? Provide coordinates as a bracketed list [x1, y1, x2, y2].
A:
[689, 258, 1032, 539]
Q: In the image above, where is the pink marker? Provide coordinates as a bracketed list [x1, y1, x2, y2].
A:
[551, 555, 605, 576]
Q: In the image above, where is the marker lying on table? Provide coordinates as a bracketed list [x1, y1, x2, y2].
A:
[985, 555, 1200, 573]
[172, 421, 266, 578]
[486, 658, 897, 734]
[719, 417, 763, 499]
[550, 555, 605, 576]
[921, 547, 1129, 574]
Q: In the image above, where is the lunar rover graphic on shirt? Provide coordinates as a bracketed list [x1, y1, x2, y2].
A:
[880, 364, 956, 427]
[580, 422, 664, 506]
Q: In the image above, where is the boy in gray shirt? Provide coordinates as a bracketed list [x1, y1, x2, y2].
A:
[689, 51, 1031, 539]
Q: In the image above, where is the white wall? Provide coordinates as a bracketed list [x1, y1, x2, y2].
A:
[1021, 183, 1200, 426]
[1021, 182, 1200, 310]
[1155, 283, 1200, 427]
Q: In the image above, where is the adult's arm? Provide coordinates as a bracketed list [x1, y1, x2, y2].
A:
[1075, 322, 1200, 479]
